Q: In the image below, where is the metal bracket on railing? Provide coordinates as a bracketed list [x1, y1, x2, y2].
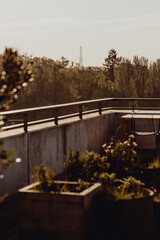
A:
[24, 113, 28, 132]
[99, 102, 102, 115]
[54, 108, 58, 125]
[79, 105, 82, 120]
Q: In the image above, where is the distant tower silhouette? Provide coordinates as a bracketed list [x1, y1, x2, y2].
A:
[79, 46, 83, 69]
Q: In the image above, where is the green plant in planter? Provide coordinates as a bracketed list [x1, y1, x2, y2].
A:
[153, 192, 160, 202]
[64, 150, 83, 181]
[98, 172, 117, 199]
[75, 179, 91, 192]
[147, 157, 160, 169]
[65, 150, 109, 182]
[102, 134, 140, 174]
[99, 173, 148, 200]
[91, 174, 154, 240]
[138, 157, 160, 190]
[115, 176, 146, 200]
[32, 164, 56, 191]
[32, 164, 90, 193]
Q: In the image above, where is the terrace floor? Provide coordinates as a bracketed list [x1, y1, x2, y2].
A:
[0, 185, 158, 240]
[0, 193, 19, 240]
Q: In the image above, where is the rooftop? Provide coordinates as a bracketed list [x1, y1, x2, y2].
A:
[0, 98, 160, 239]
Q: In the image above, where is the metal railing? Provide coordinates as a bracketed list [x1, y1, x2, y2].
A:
[1, 97, 160, 132]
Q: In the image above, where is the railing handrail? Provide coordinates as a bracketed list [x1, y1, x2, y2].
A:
[2, 97, 160, 132]
[2, 97, 160, 116]
[0, 98, 114, 115]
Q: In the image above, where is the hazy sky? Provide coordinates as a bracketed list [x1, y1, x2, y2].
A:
[0, 0, 160, 66]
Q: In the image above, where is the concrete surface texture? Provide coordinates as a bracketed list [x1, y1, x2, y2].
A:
[0, 111, 115, 195]
[0, 109, 158, 196]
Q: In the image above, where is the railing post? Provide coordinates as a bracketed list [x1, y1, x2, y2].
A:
[131, 100, 135, 134]
[24, 113, 28, 132]
[54, 108, 58, 125]
[99, 102, 102, 115]
[132, 100, 135, 114]
[79, 105, 82, 120]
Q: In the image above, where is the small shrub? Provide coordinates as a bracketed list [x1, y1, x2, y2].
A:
[64, 150, 83, 181]
[147, 157, 160, 169]
[99, 173, 147, 200]
[32, 164, 55, 191]
[75, 179, 90, 192]
[65, 150, 109, 182]
[0, 48, 34, 202]
[32, 164, 90, 193]
[102, 135, 140, 174]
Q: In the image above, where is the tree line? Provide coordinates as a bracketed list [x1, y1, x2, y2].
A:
[0, 48, 160, 111]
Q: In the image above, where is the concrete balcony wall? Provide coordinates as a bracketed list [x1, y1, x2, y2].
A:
[0, 112, 115, 195]
[1, 110, 157, 195]
[66, 113, 115, 154]
[29, 127, 65, 181]
[0, 133, 28, 196]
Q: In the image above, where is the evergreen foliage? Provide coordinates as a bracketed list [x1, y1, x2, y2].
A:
[103, 48, 121, 82]
[0, 48, 34, 201]
[65, 150, 109, 182]
[1, 48, 159, 111]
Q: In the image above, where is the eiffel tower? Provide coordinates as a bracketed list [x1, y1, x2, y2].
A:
[79, 46, 83, 69]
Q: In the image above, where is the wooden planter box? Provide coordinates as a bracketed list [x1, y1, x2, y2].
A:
[18, 181, 101, 240]
[90, 189, 154, 240]
[154, 201, 160, 240]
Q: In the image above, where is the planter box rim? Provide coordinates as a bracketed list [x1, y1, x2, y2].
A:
[19, 181, 101, 195]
